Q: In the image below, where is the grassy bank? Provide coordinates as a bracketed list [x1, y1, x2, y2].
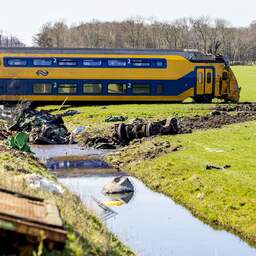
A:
[106, 121, 256, 245]
[0, 144, 134, 255]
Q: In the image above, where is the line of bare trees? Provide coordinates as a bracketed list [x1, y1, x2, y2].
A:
[0, 32, 25, 47]
[33, 17, 255, 63]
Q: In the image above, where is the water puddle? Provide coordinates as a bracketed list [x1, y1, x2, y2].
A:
[31, 144, 119, 177]
[31, 144, 108, 161]
[32, 144, 256, 256]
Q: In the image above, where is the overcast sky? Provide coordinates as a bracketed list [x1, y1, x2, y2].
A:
[1, 0, 255, 46]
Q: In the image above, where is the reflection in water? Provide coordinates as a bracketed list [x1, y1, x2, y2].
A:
[61, 176, 256, 256]
[31, 144, 108, 162]
[32, 145, 256, 256]
[46, 158, 110, 170]
[31, 144, 118, 177]
[103, 192, 134, 207]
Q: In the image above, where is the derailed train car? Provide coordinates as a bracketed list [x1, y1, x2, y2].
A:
[0, 48, 240, 103]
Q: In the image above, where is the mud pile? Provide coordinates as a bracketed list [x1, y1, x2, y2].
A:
[180, 103, 256, 131]
[85, 103, 256, 149]
[214, 103, 256, 112]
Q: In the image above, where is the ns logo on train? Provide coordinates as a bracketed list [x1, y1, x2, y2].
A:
[36, 70, 49, 77]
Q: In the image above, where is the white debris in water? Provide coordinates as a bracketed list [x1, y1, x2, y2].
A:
[25, 174, 64, 194]
[102, 176, 134, 194]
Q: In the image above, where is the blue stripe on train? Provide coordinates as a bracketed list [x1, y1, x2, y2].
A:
[0, 71, 196, 96]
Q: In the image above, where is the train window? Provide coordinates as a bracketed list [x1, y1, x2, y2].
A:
[58, 59, 77, 66]
[83, 83, 102, 94]
[58, 84, 77, 94]
[132, 84, 150, 94]
[33, 59, 52, 66]
[207, 72, 212, 84]
[198, 72, 203, 84]
[33, 83, 52, 94]
[155, 61, 165, 67]
[108, 83, 127, 94]
[156, 84, 164, 94]
[131, 60, 151, 67]
[108, 60, 127, 67]
[83, 59, 102, 67]
[7, 59, 27, 66]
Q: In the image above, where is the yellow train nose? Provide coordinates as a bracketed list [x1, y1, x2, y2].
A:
[228, 69, 240, 102]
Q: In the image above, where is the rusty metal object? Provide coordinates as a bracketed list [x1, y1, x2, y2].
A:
[0, 187, 66, 253]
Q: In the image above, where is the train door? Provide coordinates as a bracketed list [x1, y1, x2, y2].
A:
[196, 68, 205, 95]
[196, 67, 214, 96]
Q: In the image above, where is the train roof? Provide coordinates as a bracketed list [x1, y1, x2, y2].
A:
[0, 47, 220, 62]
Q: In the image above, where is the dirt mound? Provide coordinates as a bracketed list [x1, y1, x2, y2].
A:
[84, 103, 256, 149]
[180, 111, 256, 131]
[214, 103, 256, 112]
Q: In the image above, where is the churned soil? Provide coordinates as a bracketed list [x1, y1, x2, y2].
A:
[179, 103, 256, 132]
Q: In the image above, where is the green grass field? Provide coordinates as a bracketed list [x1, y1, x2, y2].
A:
[106, 121, 256, 244]
[232, 65, 256, 102]
[38, 65, 256, 246]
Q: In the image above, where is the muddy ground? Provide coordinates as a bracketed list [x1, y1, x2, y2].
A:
[82, 103, 256, 149]
[179, 103, 256, 131]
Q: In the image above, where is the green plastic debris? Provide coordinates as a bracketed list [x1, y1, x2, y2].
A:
[7, 132, 32, 153]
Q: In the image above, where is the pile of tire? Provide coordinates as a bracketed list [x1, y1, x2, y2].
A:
[114, 117, 179, 144]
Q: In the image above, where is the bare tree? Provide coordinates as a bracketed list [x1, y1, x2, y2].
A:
[33, 17, 256, 63]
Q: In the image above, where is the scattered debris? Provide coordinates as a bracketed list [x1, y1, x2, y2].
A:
[9, 108, 71, 144]
[7, 132, 32, 153]
[105, 115, 127, 122]
[102, 176, 134, 194]
[85, 117, 179, 148]
[206, 164, 231, 170]
[92, 196, 118, 221]
[88, 103, 256, 149]
[0, 187, 66, 254]
[0, 129, 11, 141]
[61, 109, 81, 117]
[70, 126, 86, 142]
[72, 126, 86, 135]
[25, 174, 64, 194]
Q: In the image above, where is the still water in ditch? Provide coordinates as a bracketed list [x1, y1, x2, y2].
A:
[32, 145, 256, 256]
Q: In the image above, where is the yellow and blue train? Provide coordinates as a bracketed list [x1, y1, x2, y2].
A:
[0, 48, 240, 103]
